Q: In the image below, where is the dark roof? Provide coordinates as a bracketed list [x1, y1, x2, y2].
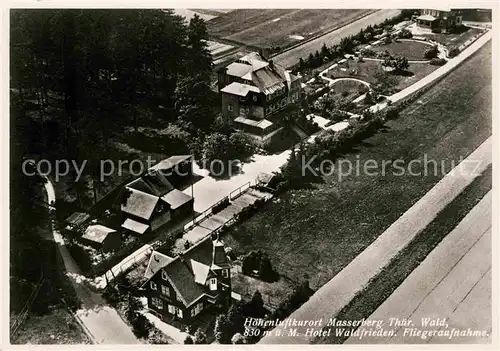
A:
[127, 170, 174, 197]
[161, 189, 193, 210]
[163, 259, 205, 306]
[145, 237, 227, 306]
[213, 240, 228, 267]
[144, 251, 174, 280]
[65, 212, 90, 227]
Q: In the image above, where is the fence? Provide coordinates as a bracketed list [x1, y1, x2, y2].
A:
[229, 181, 251, 201]
[101, 180, 262, 284]
[10, 272, 45, 338]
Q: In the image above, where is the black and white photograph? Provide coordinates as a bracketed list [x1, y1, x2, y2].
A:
[3, 2, 497, 347]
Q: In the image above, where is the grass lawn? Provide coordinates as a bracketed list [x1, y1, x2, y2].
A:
[12, 307, 91, 344]
[326, 59, 440, 91]
[371, 40, 432, 61]
[317, 164, 492, 343]
[221, 41, 491, 290]
[208, 9, 375, 50]
[330, 80, 368, 97]
[231, 268, 297, 312]
[420, 26, 484, 48]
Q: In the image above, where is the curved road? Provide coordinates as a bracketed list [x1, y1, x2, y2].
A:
[273, 9, 402, 68]
[42, 177, 140, 344]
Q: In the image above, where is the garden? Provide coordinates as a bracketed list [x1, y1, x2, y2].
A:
[219, 42, 492, 292]
[369, 39, 433, 61]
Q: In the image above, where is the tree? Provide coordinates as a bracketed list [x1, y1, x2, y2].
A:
[231, 333, 245, 344]
[184, 336, 194, 344]
[250, 290, 264, 313]
[393, 55, 409, 72]
[194, 328, 208, 344]
[214, 314, 231, 344]
[397, 28, 413, 39]
[423, 45, 439, 59]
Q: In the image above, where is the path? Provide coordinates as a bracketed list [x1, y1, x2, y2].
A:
[43, 177, 140, 344]
[346, 191, 492, 344]
[273, 9, 402, 68]
[259, 137, 491, 344]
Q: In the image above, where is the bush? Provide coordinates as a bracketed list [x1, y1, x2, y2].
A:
[273, 280, 314, 320]
[423, 45, 439, 59]
[397, 28, 413, 39]
[194, 329, 208, 344]
[184, 336, 194, 344]
[232, 333, 245, 344]
[383, 35, 392, 44]
[429, 57, 447, 66]
[448, 46, 460, 57]
[341, 91, 349, 97]
[385, 106, 400, 120]
[360, 48, 376, 57]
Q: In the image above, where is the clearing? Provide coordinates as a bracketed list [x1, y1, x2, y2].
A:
[325, 59, 440, 91]
[371, 40, 432, 61]
[221, 41, 492, 290]
[207, 9, 375, 51]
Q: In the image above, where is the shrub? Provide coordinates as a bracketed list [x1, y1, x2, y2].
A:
[383, 35, 392, 44]
[423, 45, 439, 59]
[397, 28, 413, 39]
[386, 106, 400, 120]
[341, 91, 349, 97]
[184, 336, 194, 344]
[429, 57, 447, 66]
[232, 333, 245, 344]
[360, 47, 376, 57]
[448, 46, 460, 57]
[194, 329, 208, 344]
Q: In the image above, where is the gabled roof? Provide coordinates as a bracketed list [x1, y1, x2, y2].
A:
[81, 224, 116, 244]
[121, 188, 160, 220]
[65, 212, 90, 226]
[144, 251, 174, 280]
[149, 155, 193, 173]
[144, 237, 227, 306]
[127, 170, 174, 197]
[161, 189, 193, 210]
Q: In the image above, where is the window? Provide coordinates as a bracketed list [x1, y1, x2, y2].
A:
[253, 95, 258, 102]
[168, 304, 176, 314]
[152, 297, 163, 310]
[150, 281, 157, 290]
[191, 302, 204, 317]
[177, 308, 183, 319]
[161, 285, 170, 297]
[209, 278, 217, 291]
[222, 269, 228, 278]
[228, 103, 233, 112]
[161, 270, 168, 281]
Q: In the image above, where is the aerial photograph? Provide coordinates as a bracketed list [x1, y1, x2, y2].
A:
[7, 6, 494, 346]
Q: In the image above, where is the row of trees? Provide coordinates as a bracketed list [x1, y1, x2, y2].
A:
[10, 9, 218, 207]
[296, 9, 416, 72]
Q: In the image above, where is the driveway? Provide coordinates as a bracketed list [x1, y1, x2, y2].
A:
[259, 137, 491, 344]
[43, 178, 140, 344]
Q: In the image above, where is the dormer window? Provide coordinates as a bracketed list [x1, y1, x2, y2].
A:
[222, 269, 228, 278]
[162, 270, 168, 281]
[150, 281, 157, 290]
[209, 278, 217, 291]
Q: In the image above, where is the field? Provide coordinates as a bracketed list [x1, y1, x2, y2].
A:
[420, 26, 484, 48]
[371, 40, 432, 61]
[317, 165, 492, 343]
[325, 59, 440, 91]
[12, 307, 91, 344]
[221, 42, 492, 290]
[207, 9, 375, 50]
